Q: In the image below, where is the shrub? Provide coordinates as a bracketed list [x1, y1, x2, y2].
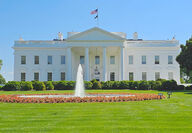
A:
[66, 81, 75, 90]
[52, 81, 58, 89]
[119, 81, 129, 89]
[156, 78, 167, 83]
[112, 81, 120, 89]
[0, 86, 2, 90]
[180, 78, 185, 84]
[138, 81, 149, 90]
[100, 81, 140, 90]
[128, 81, 135, 89]
[100, 81, 105, 89]
[0, 74, 6, 84]
[54, 81, 67, 90]
[148, 81, 162, 90]
[148, 81, 156, 90]
[161, 80, 177, 91]
[91, 79, 102, 89]
[20, 81, 33, 91]
[155, 81, 162, 90]
[130, 81, 139, 90]
[44, 81, 54, 90]
[0, 79, 183, 91]
[2, 81, 20, 91]
[84, 81, 93, 89]
[185, 85, 192, 90]
[102, 81, 114, 89]
[32, 81, 46, 91]
[176, 85, 185, 91]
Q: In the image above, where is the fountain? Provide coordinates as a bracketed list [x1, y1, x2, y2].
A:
[18, 64, 134, 99]
[74, 64, 85, 97]
[3, 64, 163, 103]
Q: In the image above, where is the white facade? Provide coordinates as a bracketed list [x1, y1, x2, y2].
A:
[13, 27, 180, 83]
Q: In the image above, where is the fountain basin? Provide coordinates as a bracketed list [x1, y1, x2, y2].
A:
[19, 94, 135, 98]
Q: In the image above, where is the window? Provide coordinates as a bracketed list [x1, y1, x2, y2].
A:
[34, 56, 39, 64]
[21, 72, 26, 81]
[61, 56, 65, 64]
[142, 72, 147, 80]
[48, 56, 52, 64]
[168, 72, 173, 80]
[142, 56, 146, 64]
[80, 56, 85, 64]
[129, 56, 133, 64]
[47, 72, 52, 81]
[34, 72, 39, 81]
[155, 72, 160, 80]
[110, 56, 115, 64]
[110, 72, 115, 81]
[168, 56, 173, 64]
[155, 56, 160, 64]
[129, 72, 134, 81]
[61, 72, 65, 80]
[21, 56, 26, 64]
[95, 56, 100, 64]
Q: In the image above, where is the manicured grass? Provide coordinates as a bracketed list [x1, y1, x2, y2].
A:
[0, 90, 191, 133]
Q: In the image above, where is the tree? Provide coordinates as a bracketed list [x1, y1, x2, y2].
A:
[0, 74, 6, 84]
[176, 37, 192, 82]
[0, 60, 2, 70]
[0, 59, 6, 84]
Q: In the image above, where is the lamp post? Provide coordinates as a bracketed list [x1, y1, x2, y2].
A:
[158, 93, 163, 99]
[167, 91, 172, 99]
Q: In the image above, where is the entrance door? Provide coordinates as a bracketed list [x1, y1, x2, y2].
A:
[94, 66, 100, 81]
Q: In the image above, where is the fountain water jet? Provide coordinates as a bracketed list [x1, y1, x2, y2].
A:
[74, 64, 85, 97]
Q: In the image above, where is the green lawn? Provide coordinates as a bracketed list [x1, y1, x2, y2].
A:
[0, 90, 191, 133]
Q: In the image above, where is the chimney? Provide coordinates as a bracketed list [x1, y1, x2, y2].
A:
[172, 36, 176, 41]
[58, 32, 63, 40]
[133, 32, 138, 40]
[19, 36, 24, 41]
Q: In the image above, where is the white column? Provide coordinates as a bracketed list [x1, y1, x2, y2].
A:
[67, 47, 72, 81]
[103, 47, 107, 81]
[85, 47, 89, 81]
[120, 46, 124, 80]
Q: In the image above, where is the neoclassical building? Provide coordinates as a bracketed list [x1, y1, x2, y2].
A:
[13, 27, 180, 83]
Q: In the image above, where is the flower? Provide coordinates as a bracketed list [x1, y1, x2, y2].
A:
[0, 93, 165, 103]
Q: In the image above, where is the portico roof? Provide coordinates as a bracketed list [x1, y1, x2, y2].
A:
[66, 27, 126, 41]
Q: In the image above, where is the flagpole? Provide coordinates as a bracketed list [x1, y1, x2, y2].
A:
[91, 8, 99, 27]
[97, 8, 99, 27]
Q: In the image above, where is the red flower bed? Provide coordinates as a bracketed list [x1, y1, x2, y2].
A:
[0, 93, 165, 103]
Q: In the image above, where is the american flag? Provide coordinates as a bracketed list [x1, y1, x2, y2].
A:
[91, 9, 98, 15]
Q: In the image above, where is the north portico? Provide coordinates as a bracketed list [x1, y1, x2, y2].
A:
[66, 46, 124, 81]
[13, 27, 180, 83]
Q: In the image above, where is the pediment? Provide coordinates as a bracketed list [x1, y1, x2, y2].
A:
[67, 27, 125, 41]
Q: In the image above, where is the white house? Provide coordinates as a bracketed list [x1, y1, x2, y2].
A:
[13, 27, 180, 83]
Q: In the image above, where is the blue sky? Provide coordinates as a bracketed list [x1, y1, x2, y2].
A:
[0, 0, 192, 81]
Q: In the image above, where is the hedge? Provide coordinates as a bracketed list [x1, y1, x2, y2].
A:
[91, 79, 101, 89]
[84, 81, 93, 89]
[161, 80, 177, 91]
[20, 81, 33, 91]
[44, 81, 54, 90]
[2, 81, 21, 91]
[1, 79, 191, 91]
[185, 85, 192, 90]
[32, 81, 46, 91]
